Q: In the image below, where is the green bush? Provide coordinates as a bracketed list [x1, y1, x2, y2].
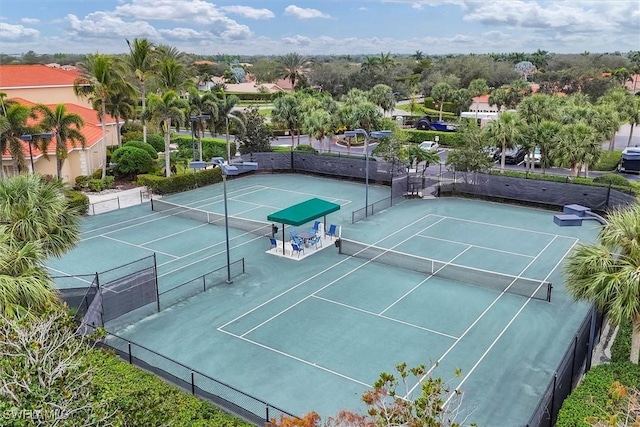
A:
[88, 349, 252, 426]
[592, 173, 630, 188]
[137, 168, 222, 195]
[122, 131, 143, 144]
[294, 144, 318, 153]
[423, 97, 456, 114]
[556, 362, 640, 426]
[146, 134, 165, 153]
[610, 319, 633, 363]
[401, 129, 463, 147]
[103, 176, 115, 189]
[124, 140, 159, 159]
[593, 150, 622, 171]
[172, 136, 234, 161]
[75, 175, 90, 190]
[66, 190, 89, 215]
[88, 178, 105, 192]
[112, 146, 155, 177]
[92, 169, 103, 179]
[120, 121, 143, 134]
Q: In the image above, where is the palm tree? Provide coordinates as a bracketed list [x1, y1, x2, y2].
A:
[368, 84, 395, 117]
[303, 109, 333, 151]
[411, 145, 441, 175]
[33, 104, 86, 179]
[627, 96, 640, 147]
[74, 53, 128, 178]
[468, 78, 489, 121]
[482, 111, 525, 171]
[552, 123, 598, 177]
[145, 91, 187, 177]
[413, 51, 424, 61]
[126, 38, 157, 144]
[361, 56, 380, 73]
[213, 90, 244, 160]
[564, 202, 640, 364]
[529, 120, 561, 174]
[377, 52, 397, 71]
[188, 88, 218, 161]
[271, 94, 301, 150]
[0, 103, 38, 175]
[488, 87, 509, 113]
[431, 82, 454, 121]
[277, 53, 310, 89]
[155, 57, 192, 93]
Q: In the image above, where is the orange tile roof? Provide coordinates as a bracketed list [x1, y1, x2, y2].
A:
[0, 64, 81, 88]
[2, 98, 107, 160]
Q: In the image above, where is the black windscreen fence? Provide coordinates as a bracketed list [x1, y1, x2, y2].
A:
[526, 307, 602, 427]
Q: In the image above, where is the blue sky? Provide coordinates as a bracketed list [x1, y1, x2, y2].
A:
[1, 1, 638, 56]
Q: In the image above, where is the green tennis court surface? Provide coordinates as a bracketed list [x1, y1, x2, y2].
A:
[48, 173, 601, 425]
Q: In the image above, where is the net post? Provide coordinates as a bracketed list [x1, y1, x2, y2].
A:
[128, 342, 132, 364]
[117, 196, 121, 209]
[150, 198, 154, 211]
[202, 275, 206, 292]
[242, 258, 245, 274]
[191, 371, 196, 395]
[547, 283, 553, 302]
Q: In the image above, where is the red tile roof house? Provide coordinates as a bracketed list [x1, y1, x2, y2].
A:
[0, 65, 119, 182]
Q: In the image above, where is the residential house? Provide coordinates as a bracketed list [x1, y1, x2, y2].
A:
[0, 64, 119, 182]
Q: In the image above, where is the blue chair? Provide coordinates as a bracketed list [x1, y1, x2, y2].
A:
[292, 236, 304, 247]
[308, 221, 321, 235]
[326, 224, 337, 240]
[291, 243, 304, 258]
[269, 237, 277, 250]
[309, 235, 322, 249]
[290, 230, 298, 241]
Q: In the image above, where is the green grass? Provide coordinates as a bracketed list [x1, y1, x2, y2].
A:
[593, 150, 622, 171]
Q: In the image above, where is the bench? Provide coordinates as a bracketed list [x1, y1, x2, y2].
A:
[554, 214, 583, 226]
[563, 204, 591, 217]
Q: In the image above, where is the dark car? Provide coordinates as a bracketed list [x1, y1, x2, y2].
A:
[503, 146, 526, 164]
[415, 116, 457, 132]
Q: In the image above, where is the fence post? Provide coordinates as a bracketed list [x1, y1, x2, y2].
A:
[91, 203, 95, 215]
[203, 275, 206, 292]
[117, 196, 121, 209]
[586, 306, 597, 371]
[191, 371, 195, 395]
[266, 406, 270, 424]
[605, 184, 611, 207]
[154, 253, 160, 312]
[140, 190, 143, 204]
[570, 336, 577, 391]
[549, 374, 557, 425]
[128, 342, 132, 364]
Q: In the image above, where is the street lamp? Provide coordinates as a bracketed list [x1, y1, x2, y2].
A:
[219, 161, 238, 284]
[190, 115, 211, 162]
[344, 129, 392, 217]
[21, 133, 53, 174]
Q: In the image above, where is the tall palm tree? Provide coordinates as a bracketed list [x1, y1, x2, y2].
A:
[488, 87, 509, 113]
[213, 91, 244, 160]
[529, 120, 561, 174]
[101, 88, 137, 147]
[126, 38, 157, 144]
[155, 56, 192, 93]
[468, 78, 489, 121]
[368, 84, 395, 117]
[303, 109, 333, 151]
[277, 52, 310, 89]
[0, 103, 38, 175]
[552, 123, 598, 177]
[187, 88, 218, 161]
[145, 91, 187, 177]
[431, 82, 454, 121]
[482, 111, 525, 171]
[271, 93, 301, 150]
[74, 53, 128, 178]
[32, 104, 86, 179]
[564, 202, 640, 364]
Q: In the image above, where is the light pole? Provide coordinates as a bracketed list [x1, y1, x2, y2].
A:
[344, 129, 392, 217]
[220, 162, 238, 284]
[190, 115, 211, 162]
[21, 133, 53, 174]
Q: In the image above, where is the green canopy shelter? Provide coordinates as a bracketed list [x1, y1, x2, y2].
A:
[267, 198, 340, 255]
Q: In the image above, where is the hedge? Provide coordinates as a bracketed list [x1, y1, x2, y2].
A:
[89, 349, 251, 426]
[400, 129, 463, 147]
[171, 136, 235, 160]
[592, 173, 631, 188]
[556, 362, 640, 426]
[610, 319, 632, 363]
[137, 168, 222, 195]
[66, 190, 89, 215]
[593, 150, 622, 171]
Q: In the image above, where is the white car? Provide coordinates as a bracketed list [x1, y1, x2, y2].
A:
[419, 141, 439, 151]
[525, 147, 541, 166]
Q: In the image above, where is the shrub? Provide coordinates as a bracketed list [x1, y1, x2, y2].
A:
[112, 146, 155, 177]
[171, 136, 234, 161]
[146, 134, 165, 153]
[103, 176, 115, 189]
[75, 175, 90, 190]
[88, 178, 105, 192]
[294, 144, 318, 153]
[66, 190, 89, 215]
[137, 167, 222, 194]
[120, 121, 143, 134]
[592, 173, 630, 188]
[122, 131, 143, 144]
[611, 319, 632, 363]
[92, 169, 103, 179]
[593, 150, 622, 171]
[124, 140, 159, 159]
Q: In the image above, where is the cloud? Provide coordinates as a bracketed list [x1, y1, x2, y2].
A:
[158, 27, 213, 41]
[284, 5, 330, 19]
[66, 12, 159, 38]
[282, 35, 312, 46]
[220, 5, 275, 20]
[21, 18, 40, 24]
[0, 22, 39, 41]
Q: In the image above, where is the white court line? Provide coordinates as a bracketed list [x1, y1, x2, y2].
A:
[439, 214, 580, 239]
[218, 329, 371, 387]
[443, 237, 579, 408]
[217, 214, 445, 331]
[47, 266, 95, 284]
[405, 234, 559, 397]
[101, 235, 179, 259]
[237, 218, 448, 338]
[312, 295, 458, 339]
[415, 234, 535, 258]
[188, 186, 273, 210]
[379, 246, 473, 316]
[260, 185, 352, 205]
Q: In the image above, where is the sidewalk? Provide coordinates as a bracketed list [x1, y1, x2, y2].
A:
[86, 186, 152, 215]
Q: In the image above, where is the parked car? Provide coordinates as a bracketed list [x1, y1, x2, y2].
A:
[618, 147, 640, 173]
[415, 116, 457, 132]
[503, 146, 526, 164]
[484, 147, 501, 161]
[525, 147, 541, 167]
[419, 140, 440, 151]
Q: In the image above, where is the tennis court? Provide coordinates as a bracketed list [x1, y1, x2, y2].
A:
[48, 173, 601, 425]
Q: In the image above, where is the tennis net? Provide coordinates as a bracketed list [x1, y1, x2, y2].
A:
[338, 238, 552, 301]
[151, 199, 272, 237]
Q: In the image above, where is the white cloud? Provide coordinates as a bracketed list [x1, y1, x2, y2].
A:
[284, 5, 330, 19]
[220, 5, 275, 20]
[282, 35, 312, 46]
[115, 0, 229, 25]
[0, 23, 39, 41]
[159, 27, 213, 41]
[66, 12, 159, 38]
[21, 18, 40, 24]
